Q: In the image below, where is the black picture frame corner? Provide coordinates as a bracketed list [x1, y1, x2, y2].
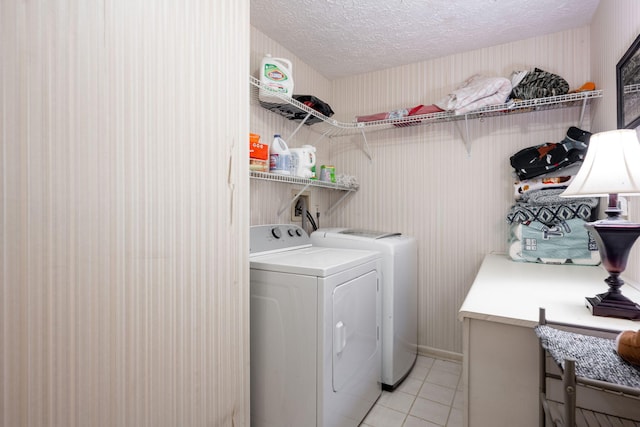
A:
[616, 32, 640, 130]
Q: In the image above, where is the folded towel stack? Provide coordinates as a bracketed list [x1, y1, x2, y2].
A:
[506, 128, 601, 265]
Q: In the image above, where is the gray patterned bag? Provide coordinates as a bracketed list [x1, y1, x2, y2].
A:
[511, 68, 570, 100]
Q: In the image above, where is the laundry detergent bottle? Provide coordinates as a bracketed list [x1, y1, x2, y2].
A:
[259, 54, 294, 104]
[290, 145, 316, 178]
[269, 134, 292, 175]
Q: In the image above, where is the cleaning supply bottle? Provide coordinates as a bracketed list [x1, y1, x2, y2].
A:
[290, 145, 316, 178]
[259, 54, 294, 104]
[269, 134, 292, 175]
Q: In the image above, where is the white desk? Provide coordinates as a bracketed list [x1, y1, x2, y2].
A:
[458, 253, 640, 427]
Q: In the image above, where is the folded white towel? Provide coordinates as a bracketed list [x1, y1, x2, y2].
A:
[436, 74, 512, 115]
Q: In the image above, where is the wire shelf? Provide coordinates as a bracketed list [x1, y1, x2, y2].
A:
[250, 171, 357, 192]
[250, 75, 603, 138]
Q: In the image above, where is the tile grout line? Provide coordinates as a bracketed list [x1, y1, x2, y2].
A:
[360, 355, 463, 427]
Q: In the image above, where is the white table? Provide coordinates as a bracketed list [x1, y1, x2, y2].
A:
[458, 253, 640, 427]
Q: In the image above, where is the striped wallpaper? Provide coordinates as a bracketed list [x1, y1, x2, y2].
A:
[590, 0, 640, 281]
[251, 25, 595, 355]
[328, 26, 594, 355]
[251, 9, 640, 357]
[1, 1, 249, 426]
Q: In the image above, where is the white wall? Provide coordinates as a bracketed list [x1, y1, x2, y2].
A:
[0, 1, 250, 426]
[590, 0, 640, 279]
[329, 27, 593, 355]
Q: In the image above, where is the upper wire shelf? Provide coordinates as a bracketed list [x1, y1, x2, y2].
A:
[250, 75, 603, 138]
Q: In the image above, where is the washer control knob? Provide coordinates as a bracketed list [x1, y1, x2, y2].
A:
[287, 228, 296, 237]
[295, 229, 303, 237]
[271, 227, 282, 239]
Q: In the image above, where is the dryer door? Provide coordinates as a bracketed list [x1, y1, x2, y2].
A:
[332, 270, 379, 392]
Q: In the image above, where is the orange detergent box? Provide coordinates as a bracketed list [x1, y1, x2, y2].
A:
[249, 133, 269, 171]
[250, 133, 268, 159]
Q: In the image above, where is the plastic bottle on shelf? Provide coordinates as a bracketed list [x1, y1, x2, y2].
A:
[269, 134, 292, 175]
[290, 145, 316, 178]
[259, 54, 294, 104]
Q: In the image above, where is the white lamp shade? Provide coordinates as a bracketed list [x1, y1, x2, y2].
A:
[561, 129, 640, 197]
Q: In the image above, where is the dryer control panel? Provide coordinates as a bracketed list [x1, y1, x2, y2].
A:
[250, 224, 311, 255]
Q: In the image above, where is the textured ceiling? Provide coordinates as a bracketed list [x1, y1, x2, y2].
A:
[251, 0, 600, 79]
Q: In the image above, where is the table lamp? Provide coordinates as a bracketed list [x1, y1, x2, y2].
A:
[561, 129, 640, 319]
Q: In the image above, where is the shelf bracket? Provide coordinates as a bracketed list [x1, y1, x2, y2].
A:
[456, 114, 473, 157]
[577, 96, 588, 128]
[277, 183, 312, 216]
[287, 112, 312, 142]
[325, 190, 355, 217]
[359, 127, 373, 162]
[464, 115, 472, 156]
[314, 129, 330, 145]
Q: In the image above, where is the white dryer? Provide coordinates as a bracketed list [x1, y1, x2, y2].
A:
[250, 224, 381, 427]
[311, 228, 418, 389]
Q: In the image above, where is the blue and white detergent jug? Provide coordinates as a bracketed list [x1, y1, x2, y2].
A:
[269, 134, 292, 175]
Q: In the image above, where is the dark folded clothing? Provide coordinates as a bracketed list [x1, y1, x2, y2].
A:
[260, 95, 334, 125]
[510, 126, 591, 180]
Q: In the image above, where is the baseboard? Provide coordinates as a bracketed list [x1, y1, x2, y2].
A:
[418, 345, 463, 362]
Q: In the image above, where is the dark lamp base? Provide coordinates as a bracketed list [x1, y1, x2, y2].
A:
[586, 292, 640, 320]
[584, 210, 640, 321]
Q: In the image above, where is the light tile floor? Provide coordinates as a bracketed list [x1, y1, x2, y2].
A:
[360, 355, 464, 427]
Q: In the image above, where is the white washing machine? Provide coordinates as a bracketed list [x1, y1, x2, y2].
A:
[250, 224, 382, 427]
[310, 228, 418, 389]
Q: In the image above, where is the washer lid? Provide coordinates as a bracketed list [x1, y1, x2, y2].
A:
[336, 229, 401, 239]
[250, 246, 379, 277]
